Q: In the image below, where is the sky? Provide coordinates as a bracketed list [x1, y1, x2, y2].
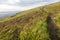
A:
[0, 0, 60, 18]
[0, 0, 60, 12]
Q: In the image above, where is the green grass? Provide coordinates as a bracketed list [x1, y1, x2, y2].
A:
[19, 19, 50, 40]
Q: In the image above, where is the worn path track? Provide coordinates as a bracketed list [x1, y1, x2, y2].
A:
[46, 13, 60, 40]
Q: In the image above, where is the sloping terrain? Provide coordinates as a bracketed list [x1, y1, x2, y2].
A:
[0, 2, 60, 40]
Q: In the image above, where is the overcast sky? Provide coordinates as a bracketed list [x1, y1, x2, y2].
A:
[0, 0, 60, 18]
[0, 0, 60, 12]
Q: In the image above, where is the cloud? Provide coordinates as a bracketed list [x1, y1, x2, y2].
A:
[0, 0, 59, 5]
[0, 4, 21, 12]
[20, 0, 60, 6]
[0, 0, 20, 5]
[0, 0, 60, 12]
[0, 4, 41, 12]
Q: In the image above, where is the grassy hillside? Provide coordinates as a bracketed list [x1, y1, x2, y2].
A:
[0, 2, 60, 40]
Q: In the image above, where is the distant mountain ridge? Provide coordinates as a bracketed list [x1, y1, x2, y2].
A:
[0, 11, 19, 19]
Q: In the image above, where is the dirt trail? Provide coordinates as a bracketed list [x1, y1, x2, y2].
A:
[42, 7, 60, 40]
[46, 14, 60, 40]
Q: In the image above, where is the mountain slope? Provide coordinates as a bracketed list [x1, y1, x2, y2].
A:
[0, 2, 60, 40]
